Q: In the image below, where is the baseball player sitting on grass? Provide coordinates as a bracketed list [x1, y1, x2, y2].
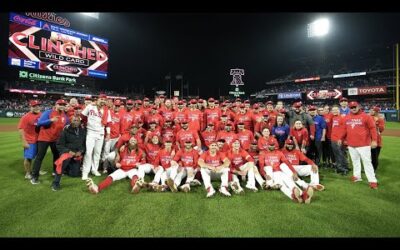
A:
[86, 137, 146, 194]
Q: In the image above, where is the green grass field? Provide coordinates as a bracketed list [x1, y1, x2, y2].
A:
[1, 118, 400, 237]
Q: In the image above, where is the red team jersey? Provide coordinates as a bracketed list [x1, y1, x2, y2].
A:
[131, 109, 144, 124]
[155, 148, 174, 169]
[257, 136, 279, 152]
[119, 147, 145, 171]
[282, 148, 315, 165]
[323, 113, 333, 140]
[203, 108, 221, 128]
[18, 112, 41, 144]
[343, 112, 377, 147]
[119, 112, 134, 135]
[236, 129, 254, 151]
[108, 110, 121, 139]
[173, 149, 199, 168]
[216, 131, 238, 146]
[234, 113, 253, 131]
[226, 149, 254, 171]
[331, 115, 345, 142]
[176, 129, 200, 148]
[374, 116, 385, 147]
[258, 150, 296, 175]
[201, 130, 217, 148]
[199, 151, 227, 168]
[187, 109, 203, 132]
[290, 127, 309, 147]
[145, 143, 161, 165]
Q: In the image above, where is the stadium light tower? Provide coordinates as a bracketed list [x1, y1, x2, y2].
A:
[307, 18, 330, 38]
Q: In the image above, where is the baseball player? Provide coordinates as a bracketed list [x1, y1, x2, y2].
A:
[153, 140, 176, 192]
[257, 127, 279, 152]
[166, 140, 200, 192]
[259, 139, 314, 204]
[18, 100, 42, 179]
[369, 106, 385, 171]
[198, 141, 231, 198]
[187, 99, 203, 132]
[137, 134, 164, 187]
[31, 99, 69, 184]
[234, 104, 253, 131]
[236, 122, 254, 151]
[340, 101, 378, 189]
[203, 98, 221, 130]
[330, 105, 349, 175]
[290, 120, 309, 154]
[175, 119, 202, 151]
[81, 94, 111, 180]
[282, 139, 325, 191]
[86, 137, 146, 194]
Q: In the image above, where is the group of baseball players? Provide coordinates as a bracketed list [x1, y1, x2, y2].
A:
[18, 94, 384, 204]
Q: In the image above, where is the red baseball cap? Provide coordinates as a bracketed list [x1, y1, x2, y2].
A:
[244, 100, 250, 104]
[74, 104, 82, 110]
[56, 99, 67, 105]
[98, 94, 107, 99]
[237, 122, 245, 126]
[184, 140, 192, 144]
[266, 101, 273, 105]
[126, 99, 134, 105]
[239, 104, 245, 108]
[177, 100, 184, 105]
[189, 99, 197, 104]
[29, 100, 40, 106]
[253, 104, 260, 109]
[235, 98, 241, 102]
[221, 103, 227, 107]
[164, 139, 173, 143]
[114, 100, 122, 106]
[285, 139, 295, 145]
[159, 95, 165, 99]
[208, 98, 215, 103]
[279, 108, 287, 113]
[181, 119, 188, 124]
[135, 100, 142, 105]
[349, 101, 359, 108]
[225, 122, 233, 127]
[293, 102, 302, 108]
[143, 97, 150, 101]
[84, 96, 92, 100]
[340, 97, 348, 102]
[268, 139, 276, 146]
[214, 100, 219, 104]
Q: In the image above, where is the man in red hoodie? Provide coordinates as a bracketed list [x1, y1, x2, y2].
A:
[340, 101, 378, 189]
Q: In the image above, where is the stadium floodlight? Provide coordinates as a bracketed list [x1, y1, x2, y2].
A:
[81, 13, 99, 19]
[307, 18, 330, 38]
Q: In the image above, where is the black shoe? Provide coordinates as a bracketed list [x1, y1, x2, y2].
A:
[30, 177, 40, 185]
[51, 183, 60, 191]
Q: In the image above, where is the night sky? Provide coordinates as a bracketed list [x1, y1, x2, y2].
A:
[2, 12, 400, 98]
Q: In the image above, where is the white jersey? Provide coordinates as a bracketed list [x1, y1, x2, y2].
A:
[82, 104, 111, 135]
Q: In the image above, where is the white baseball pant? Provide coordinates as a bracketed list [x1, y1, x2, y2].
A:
[171, 167, 197, 187]
[109, 168, 139, 181]
[272, 170, 303, 200]
[138, 163, 164, 184]
[200, 167, 229, 189]
[160, 165, 179, 185]
[348, 146, 378, 183]
[83, 132, 105, 175]
[232, 162, 256, 188]
[101, 137, 119, 161]
[279, 163, 314, 189]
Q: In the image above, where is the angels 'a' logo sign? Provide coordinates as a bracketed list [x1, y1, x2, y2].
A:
[230, 69, 245, 87]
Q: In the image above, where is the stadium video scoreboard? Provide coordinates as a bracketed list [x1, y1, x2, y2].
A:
[8, 12, 109, 79]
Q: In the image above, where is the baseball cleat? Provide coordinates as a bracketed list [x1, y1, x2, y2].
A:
[261, 181, 269, 190]
[312, 184, 325, 191]
[166, 178, 178, 192]
[180, 184, 190, 193]
[219, 186, 231, 197]
[303, 186, 314, 204]
[291, 188, 303, 203]
[230, 181, 239, 194]
[351, 176, 363, 183]
[245, 184, 258, 192]
[91, 170, 101, 177]
[206, 186, 216, 198]
[86, 178, 99, 194]
[369, 182, 378, 189]
[190, 179, 202, 186]
[81, 173, 89, 181]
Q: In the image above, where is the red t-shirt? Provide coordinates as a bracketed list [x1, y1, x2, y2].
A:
[259, 150, 295, 175]
[199, 151, 227, 168]
[119, 147, 145, 171]
[373, 116, 385, 147]
[131, 109, 144, 124]
[216, 131, 238, 146]
[343, 112, 377, 147]
[155, 148, 174, 168]
[226, 149, 254, 171]
[257, 136, 279, 152]
[331, 115, 345, 142]
[145, 143, 161, 165]
[119, 112, 134, 135]
[187, 109, 203, 132]
[176, 129, 200, 148]
[290, 127, 309, 147]
[204, 108, 221, 127]
[237, 129, 254, 151]
[38, 110, 68, 142]
[108, 110, 121, 139]
[18, 112, 41, 144]
[201, 130, 217, 148]
[234, 113, 253, 131]
[173, 148, 199, 168]
[281, 148, 314, 165]
[248, 149, 260, 165]
[160, 107, 175, 121]
[174, 109, 188, 124]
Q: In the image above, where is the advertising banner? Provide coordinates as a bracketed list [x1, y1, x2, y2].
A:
[277, 92, 302, 99]
[307, 89, 342, 100]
